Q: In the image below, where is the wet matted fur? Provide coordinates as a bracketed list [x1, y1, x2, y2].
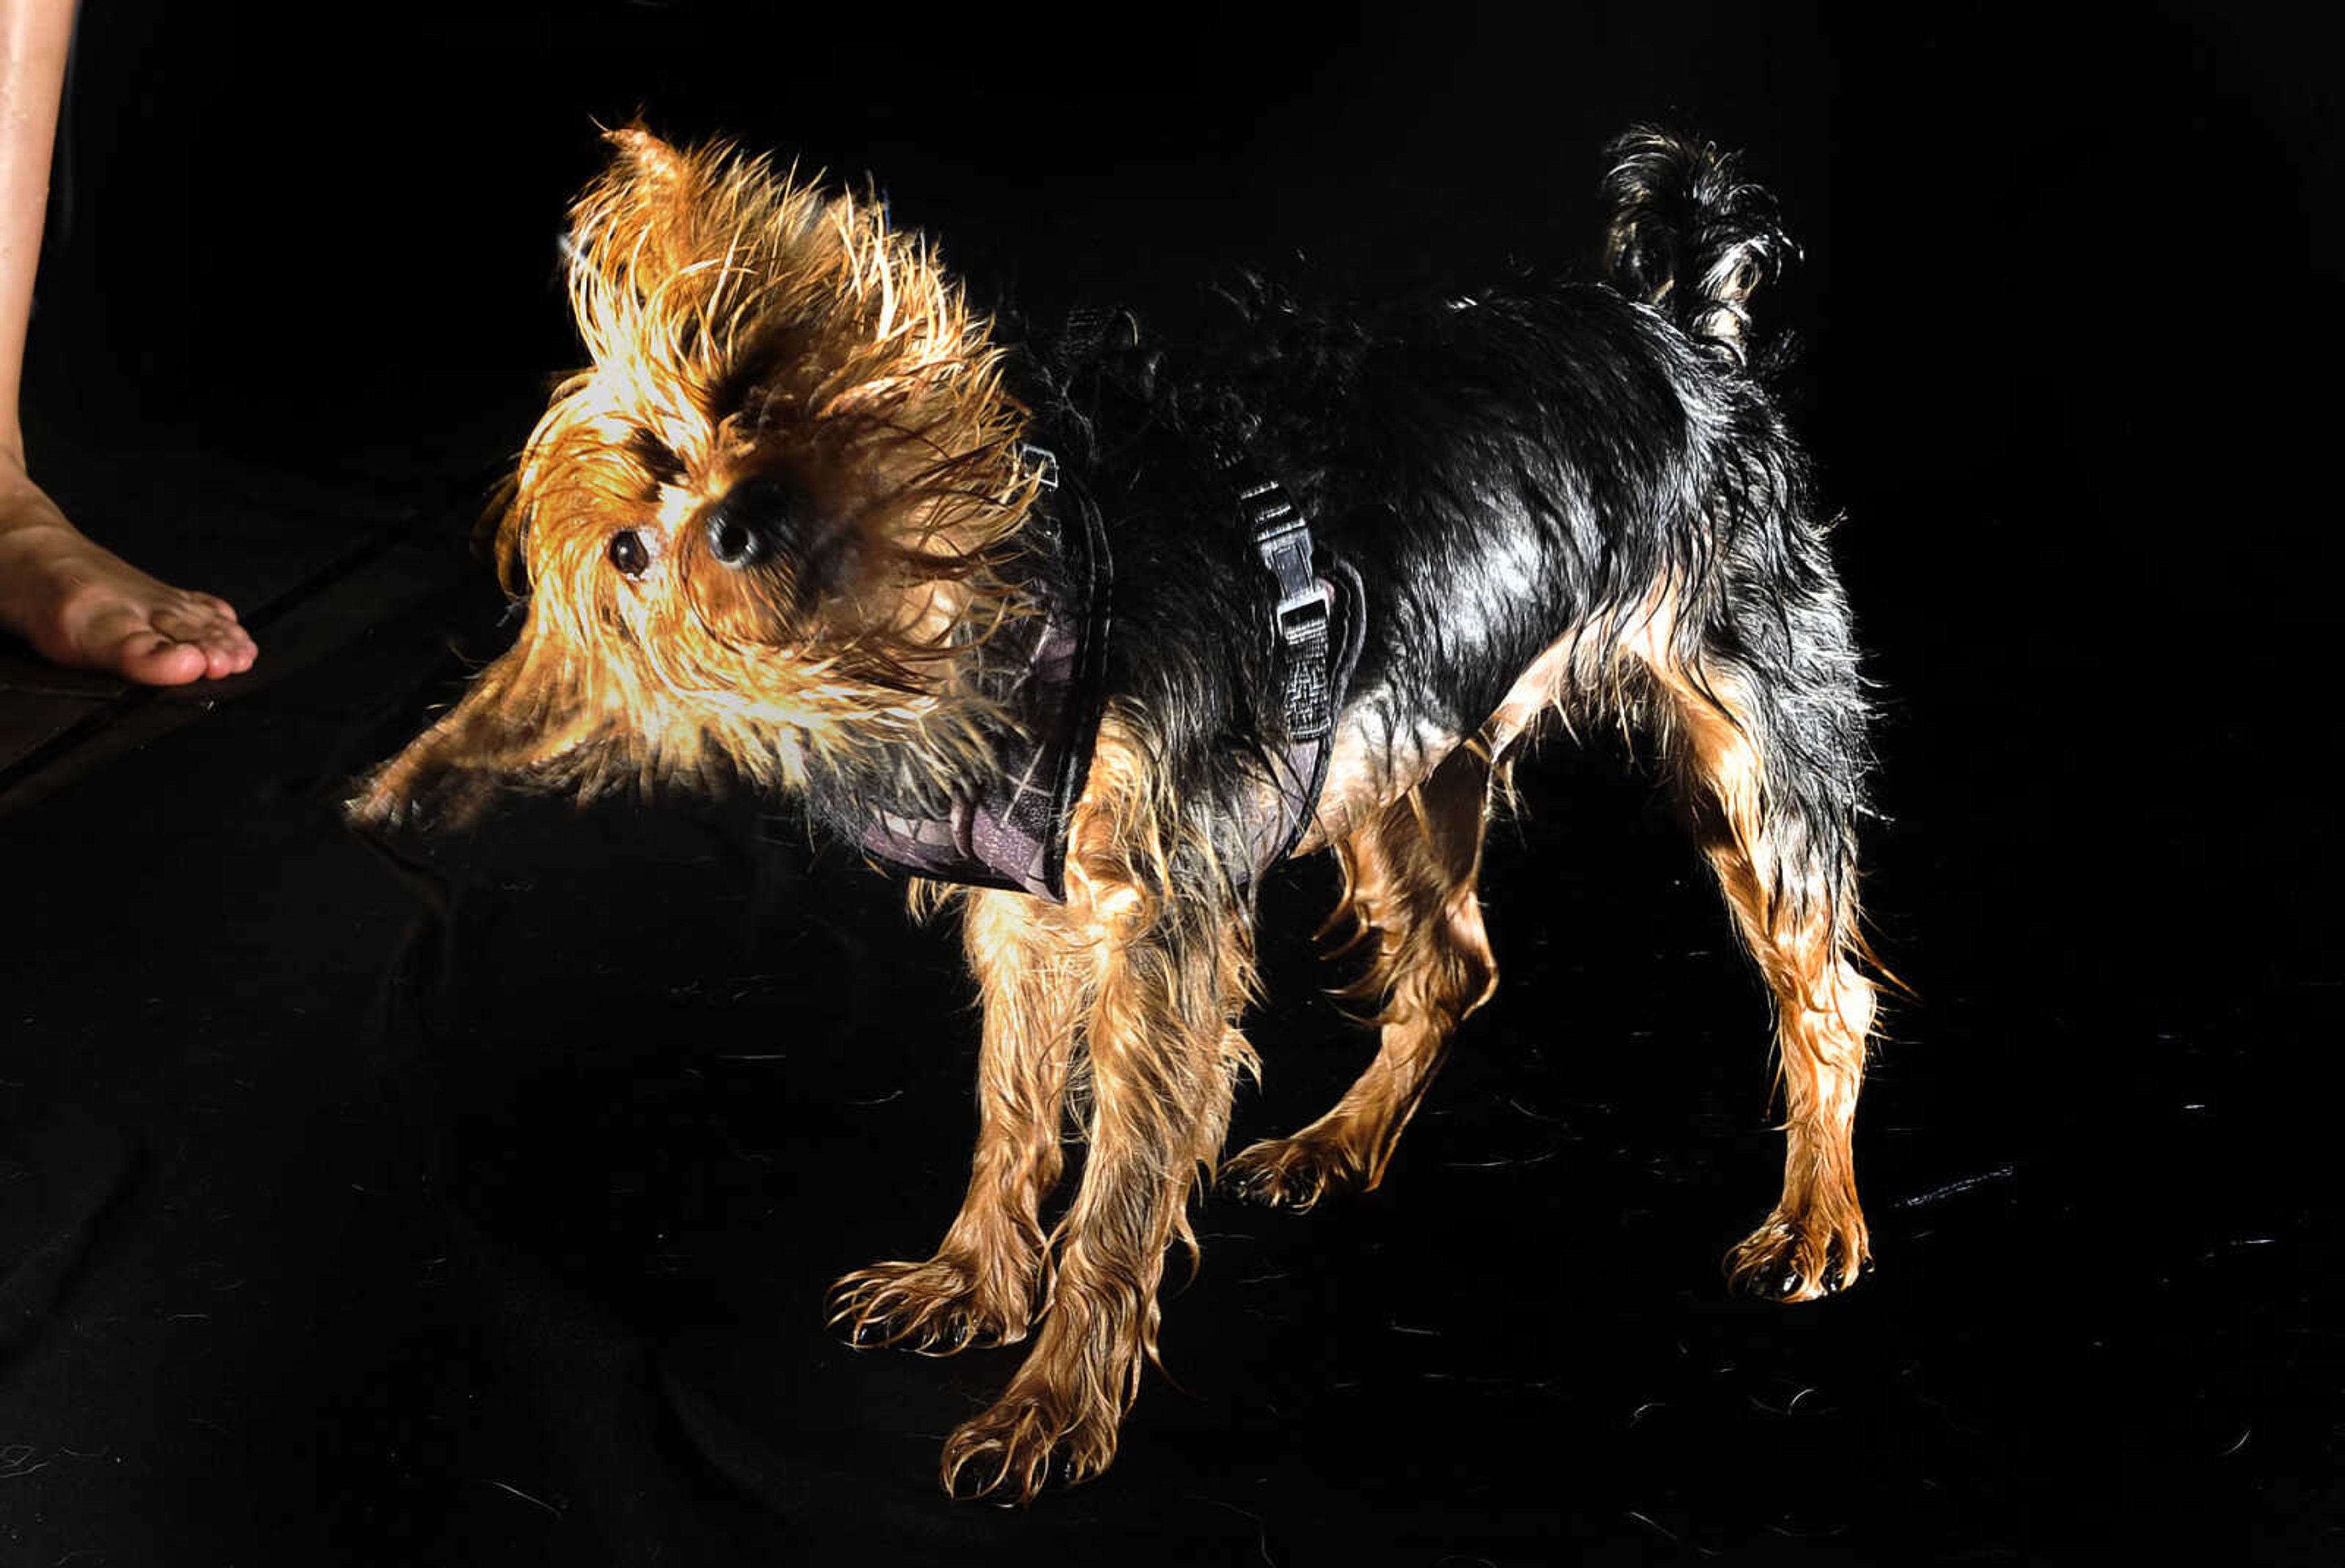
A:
[352, 123, 1888, 1501]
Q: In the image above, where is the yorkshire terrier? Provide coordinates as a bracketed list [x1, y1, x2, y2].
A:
[351, 124, 1885, 1501]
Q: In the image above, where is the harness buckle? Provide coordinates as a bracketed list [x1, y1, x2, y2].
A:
[1277, 582, 1332, 633]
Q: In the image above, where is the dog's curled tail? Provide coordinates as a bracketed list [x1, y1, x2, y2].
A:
[1600, 126, 1796, 373]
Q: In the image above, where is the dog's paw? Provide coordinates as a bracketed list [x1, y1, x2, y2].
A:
[827, 1257, 1031, 1355]
[1220, 1129, 1370, 1211]
[940, 1382, 1120, 1503]
[1723, 1210, 1872, 1302]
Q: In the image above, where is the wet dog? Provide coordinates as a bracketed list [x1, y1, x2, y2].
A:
[351, 125, 1884, 1500]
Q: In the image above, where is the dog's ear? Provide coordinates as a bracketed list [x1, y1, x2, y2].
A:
[600, 124, 696, 199]
[564, 124, 728, 302]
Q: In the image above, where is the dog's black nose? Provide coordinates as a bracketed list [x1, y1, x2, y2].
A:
[704, 475, 810, 568]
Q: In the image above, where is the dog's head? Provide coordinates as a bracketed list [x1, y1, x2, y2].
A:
[350, 129, 1041, 832]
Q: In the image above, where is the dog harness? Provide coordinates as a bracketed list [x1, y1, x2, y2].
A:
[856, 457, 1363, 901]
[1229, 473, 1367, 876]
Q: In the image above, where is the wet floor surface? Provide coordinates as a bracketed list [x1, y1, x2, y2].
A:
[2, 7, 2338, 1565]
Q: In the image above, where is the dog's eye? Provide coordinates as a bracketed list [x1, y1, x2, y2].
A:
[608, 529, 650, 578]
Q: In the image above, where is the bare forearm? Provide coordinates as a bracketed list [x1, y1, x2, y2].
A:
[0, 0, 76, 460]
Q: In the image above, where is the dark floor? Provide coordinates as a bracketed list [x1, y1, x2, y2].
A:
[2, 385, 2338, 1568]
[3, 5, 2340, 1566]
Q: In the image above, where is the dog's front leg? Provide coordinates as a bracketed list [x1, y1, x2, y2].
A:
[831, 890, 1084, 1352]
[940, 855, 1253, 1500]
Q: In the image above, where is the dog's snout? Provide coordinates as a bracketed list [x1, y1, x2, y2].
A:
[707, 509, 760, 567]
[704, 474, 809, 568]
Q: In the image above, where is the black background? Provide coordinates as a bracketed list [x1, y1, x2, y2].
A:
[2, 3, 2338, 1564]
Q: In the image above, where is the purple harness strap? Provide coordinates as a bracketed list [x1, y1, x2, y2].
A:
[858, 462, 1362, 902]
[857, 484, 1112, 901]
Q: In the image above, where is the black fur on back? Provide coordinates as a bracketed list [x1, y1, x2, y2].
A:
[986, 129, 1868, 932]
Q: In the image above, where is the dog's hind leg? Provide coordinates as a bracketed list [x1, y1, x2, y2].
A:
[1223, 742, 1499, 1209]
[829, 888, 1082, 1352]
[1648, 623, 1878, 1301]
